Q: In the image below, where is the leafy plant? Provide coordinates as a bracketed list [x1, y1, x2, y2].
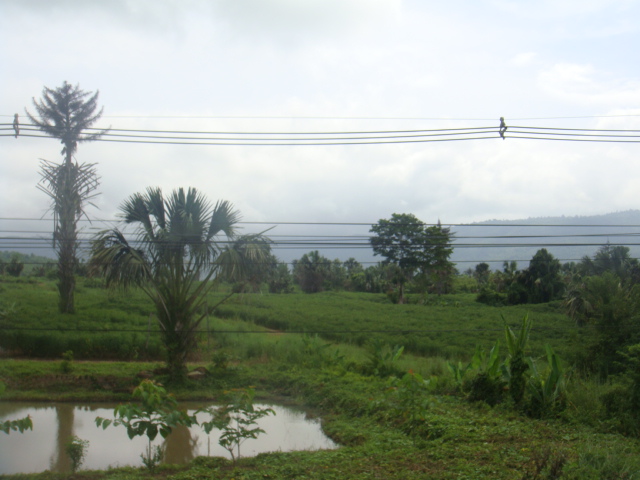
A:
[526, 344, 567, 418]
[365, 339, 404, 378]
[383, 371, 440, 439]
[65, 435, 89, 473]
[504, 313, 533, 405]
[60, 350, 74, 373]
[95, 379, 196, 470]
[300, 334, 344, 369]
[198, 387, 275, 463]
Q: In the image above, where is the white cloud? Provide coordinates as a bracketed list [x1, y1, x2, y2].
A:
[511, 52, 538, 67]
[538, 63, 640, 106]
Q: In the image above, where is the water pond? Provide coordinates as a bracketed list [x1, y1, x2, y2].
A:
[0, 402, 338, 474]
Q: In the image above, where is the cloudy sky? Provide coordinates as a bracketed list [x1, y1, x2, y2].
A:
[1, 0, 640, 261]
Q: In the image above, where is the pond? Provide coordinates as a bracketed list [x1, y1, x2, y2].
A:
[0, 402, 339, 474]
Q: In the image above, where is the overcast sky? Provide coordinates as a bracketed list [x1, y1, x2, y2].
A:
[1, 0, 640, 261]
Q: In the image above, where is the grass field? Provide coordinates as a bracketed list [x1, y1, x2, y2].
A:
[1, 276, 639, 479]
[1, 275, 585, 363]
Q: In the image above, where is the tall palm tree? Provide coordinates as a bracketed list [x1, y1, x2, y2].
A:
[89, 187, 271, 381]
[27, 82, 107, 313]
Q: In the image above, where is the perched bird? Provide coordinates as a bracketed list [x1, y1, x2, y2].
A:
[499, 117, 507, 139]
[13, 113, 19, 138]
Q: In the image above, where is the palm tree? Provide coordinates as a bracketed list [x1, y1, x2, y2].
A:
[89, 187, 271, 381]
[27, 82, 107, 313]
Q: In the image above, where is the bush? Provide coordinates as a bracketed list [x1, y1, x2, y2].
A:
[464, 372, 506, 406]
[476, 288, 507, 306]
[6, 256, 24, 277]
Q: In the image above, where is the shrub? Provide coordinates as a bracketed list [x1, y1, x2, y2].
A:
[465, 372, 506, 406]
[476, 287, 507, 306]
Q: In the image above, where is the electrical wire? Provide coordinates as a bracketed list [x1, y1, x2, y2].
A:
[4, 121, 640, 145]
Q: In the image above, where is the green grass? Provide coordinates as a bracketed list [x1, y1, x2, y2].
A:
[2, 359, 640, 479]
[2, 276, 640, 478]
[2, 276, 579, 363]
[210, 289, 576, 360]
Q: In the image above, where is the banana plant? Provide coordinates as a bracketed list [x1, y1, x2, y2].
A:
[526, 344, 567, 417]
[502, 313, 533, 405]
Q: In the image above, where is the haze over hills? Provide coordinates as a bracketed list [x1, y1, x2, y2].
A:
[3, 211, 640, 272]
[450, 210, 640, 270]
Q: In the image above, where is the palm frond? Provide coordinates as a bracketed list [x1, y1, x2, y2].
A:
[89, 229, 150, 289]
[208, 200, 240, 240]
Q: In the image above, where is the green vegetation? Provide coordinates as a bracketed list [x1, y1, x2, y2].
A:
[198, 387, 275, 463]
[2, 270, 640, 478]
[28, 81, 106, 314]
[370, 214, 455, 302]
[96, 380, 196, 471]
[89, 186, 272, 381]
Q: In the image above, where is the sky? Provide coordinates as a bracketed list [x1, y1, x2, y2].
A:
[1, 0, 640, 262]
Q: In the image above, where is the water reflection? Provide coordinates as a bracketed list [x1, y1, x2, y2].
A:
[0, 402, 338, 475]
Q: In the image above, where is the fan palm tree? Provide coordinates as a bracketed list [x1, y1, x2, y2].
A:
[89, 187, 271, 381]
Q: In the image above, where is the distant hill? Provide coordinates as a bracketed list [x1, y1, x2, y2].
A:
[450, 210, 640, 271]
[3, 211, 640, 273]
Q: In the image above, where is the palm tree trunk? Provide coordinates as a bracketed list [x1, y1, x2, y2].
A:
[56, 158, 78, 314]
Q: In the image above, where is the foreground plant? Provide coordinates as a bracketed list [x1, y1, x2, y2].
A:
[95, 379, 195, 470]
[199, 387, 275, 463]
[504, 313, 532, 405]
[89, 186, 272, 382]
[383, 371, 440, 440]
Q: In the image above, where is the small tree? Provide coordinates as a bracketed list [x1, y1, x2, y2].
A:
[96, 380, 195, 470]
[199, 387, 274, 463]
[292, 250, 331, 293]
[423, 222, 455, 294]
[474, 263, 491, 287]
[6, 255, 24, 277]
[370, 214, 456, 301]
[89, 187, 271, 381]
[27, 81, 107, 314]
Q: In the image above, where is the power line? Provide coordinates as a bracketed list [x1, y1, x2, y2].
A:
[4, 121, 640, 145]
[5, 216, 640, 227]
[3, 113, 640, 121]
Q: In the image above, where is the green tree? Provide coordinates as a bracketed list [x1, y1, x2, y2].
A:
[370, 214, 455, 301]
[567, 273, 640, 377]
[474, 263, 491, 287]
[514, 249, 564, 304]
[89, 187, 271, 381]
[6, 255, 24, 277]
[580, 244, 639, 283]
[27, 81, 107, 313]
[423, 222, 456, 294]
[292, 250, 331, 293]
[265, 255, 294, 293]
[370, 213, 428, 303]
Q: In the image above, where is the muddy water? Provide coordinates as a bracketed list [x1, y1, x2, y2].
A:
[0, 402, 338, 474]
